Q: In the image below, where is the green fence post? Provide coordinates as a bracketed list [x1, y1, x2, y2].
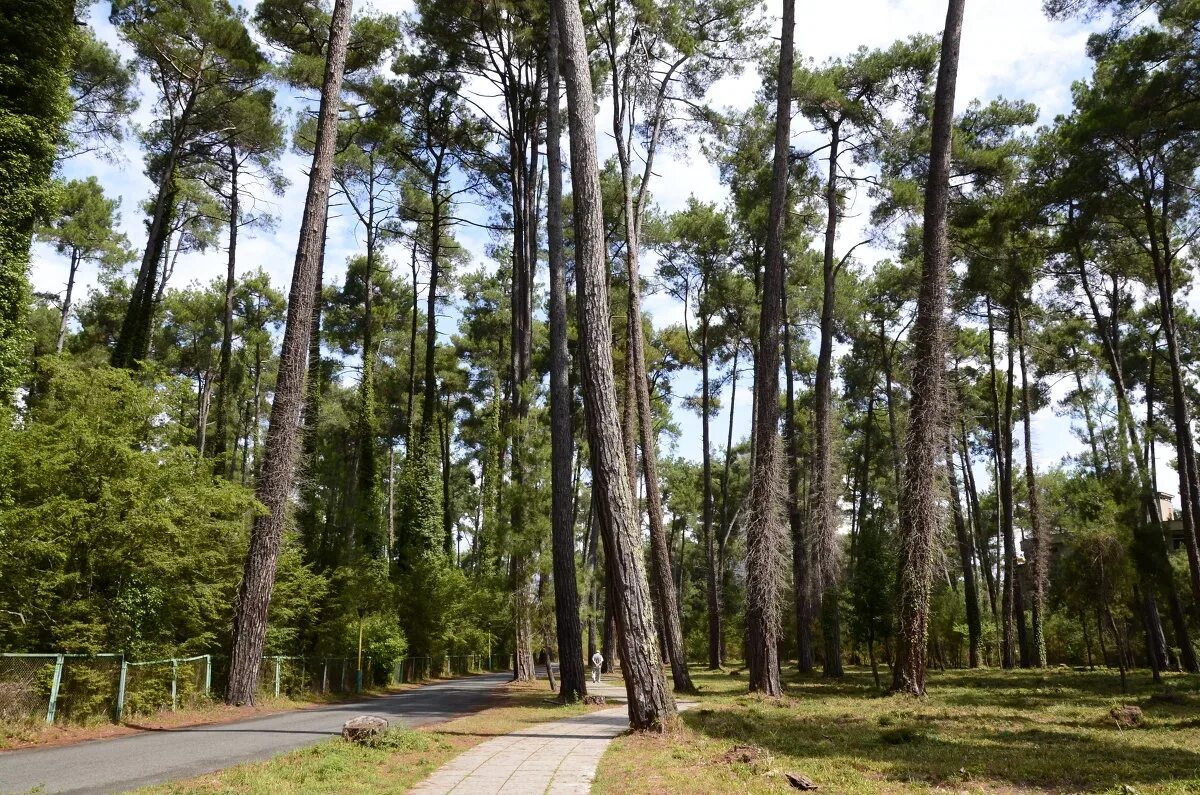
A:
[322, 658, 328, 694]
[171, 659, 178, 711]
[116, 657, 127, 721]
[45, 654, 65, 724]
[274, 658, 281, 698]
[204, 655, 212, 696]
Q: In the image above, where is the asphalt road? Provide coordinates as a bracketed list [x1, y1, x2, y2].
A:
[0, 672, 510, 795]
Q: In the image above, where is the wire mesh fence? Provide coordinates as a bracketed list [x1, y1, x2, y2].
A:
[122, 656, 212, 717]
[0, 654, 57, 722]
[1, 651, 488, 726]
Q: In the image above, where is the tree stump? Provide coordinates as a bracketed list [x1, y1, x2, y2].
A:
[342, 715, 389, 743]
[1110, 705, 1143, 729]
[785, 771, 818, 790]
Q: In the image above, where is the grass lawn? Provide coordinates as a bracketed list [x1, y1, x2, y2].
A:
[595, 666, 1200, 795]
[138, 681, 599, 794]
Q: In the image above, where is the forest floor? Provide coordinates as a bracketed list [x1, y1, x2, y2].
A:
[136, 681, 602, 794]
[595, 666, 1200, 794]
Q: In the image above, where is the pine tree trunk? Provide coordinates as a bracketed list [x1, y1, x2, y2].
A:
[990, 300, 1018, 669]
[705, 328, 723, 669]
[959, 418, 997, 616]
[546, 9, 587, 700]
[226, 0, 352, 706]
[556, 0, 674, 729]
[784, 293, 813, 673]
[406, 239, 419, 450]
[815, 124, 843, 679]
[890, 0, 965, 696]
[1017, 307, 1047, 667]
[744, 0, 794, 698]
[1152, 238, 1200, 614]
[356, 199, 380, 558]
[214, 146, 239, 464]
[55, 250, 80, 354]
[113, 157, 180, 368]
[947, 433, 981, 668]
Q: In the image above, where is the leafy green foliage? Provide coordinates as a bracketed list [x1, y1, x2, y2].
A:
[0, 360, 262, 655]
[0, 0, 73, 401]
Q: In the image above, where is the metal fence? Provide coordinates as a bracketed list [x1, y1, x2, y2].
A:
[122, 655, 213, 717]
[1, 652, 489, 726]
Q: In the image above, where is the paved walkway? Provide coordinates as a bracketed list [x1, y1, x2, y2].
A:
[412, 675, 688, 795]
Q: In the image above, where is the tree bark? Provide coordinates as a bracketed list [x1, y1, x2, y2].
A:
[890, 0, 965, 696]
[814, 122, 843, 679]
[546, 8, 587, 701]
[55, 250, 80, 354]
[705, 324, 723, 669]
[1017, 306, 1047, 667]
[783, 292, 813, 673]
[226, 0, 352, 706]
[989, 300, 1019, 669]
[556, 0, 674, 729]
[213, 145, 239, 465]
[947, 432, 981, 667]
[744, 0, 794, 698]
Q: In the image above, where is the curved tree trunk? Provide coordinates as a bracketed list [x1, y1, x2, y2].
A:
[555, 0, 674, 729]
[226, 0, 352, 706]
[890, 0, 966, 696]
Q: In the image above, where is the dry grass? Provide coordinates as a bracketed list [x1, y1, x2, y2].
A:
[138, 682, 602, 794]
[596, 666, 1200, 795]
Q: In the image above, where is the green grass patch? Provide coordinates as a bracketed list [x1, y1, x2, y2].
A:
[597, 666, 1200, 794]
[140, 683, 600, 794]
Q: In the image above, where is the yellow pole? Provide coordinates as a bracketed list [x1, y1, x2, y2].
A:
[356, 613, 365, 693]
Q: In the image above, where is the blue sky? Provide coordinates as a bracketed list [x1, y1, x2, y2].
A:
[34, 1, 1182, 502]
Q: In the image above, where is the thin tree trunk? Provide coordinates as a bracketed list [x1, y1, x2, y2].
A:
[556, 0, 674, 728]
[406, 238, 419, 451]
[705, 327, 722, 669]
[56, 250, 80, 354]
[784, 294, 813, 673]
[991, 300, 1019, 669]
[960, 421, 996, 616]
[744, 0, 794, 698]
[1017, 306, 1047, 667]
[814, 123, 843, 679]
[947, 432, 981, 668]
[226, 0, 351, 705]
[214, 146, 239, 464]
[890, 0, 965, 696]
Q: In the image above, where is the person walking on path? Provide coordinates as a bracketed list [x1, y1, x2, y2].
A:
[591, 651, 604, 684]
